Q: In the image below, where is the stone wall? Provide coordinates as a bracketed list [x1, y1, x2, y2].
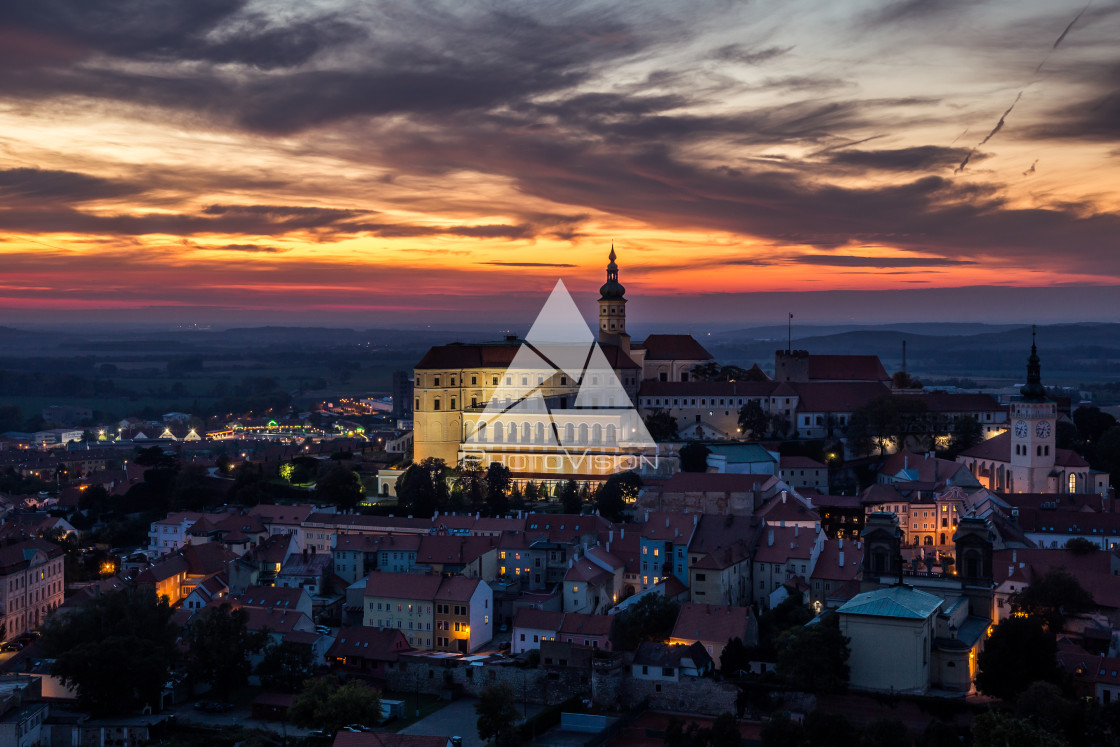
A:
[385, 658, 589, 705]
[592, 668, 739, 717]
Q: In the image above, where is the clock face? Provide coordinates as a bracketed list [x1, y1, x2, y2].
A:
[1014, 420, 1028, 438]
[1036, 421, 1052, 439]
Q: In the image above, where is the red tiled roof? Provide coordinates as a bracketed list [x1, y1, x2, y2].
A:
[753, 526, 816, 563]
[238, 585, 307, 609]
[433, 576, 482, 603]
[806, 355, 890, 382]
[792, 382, 891, 412]
[658, 472, 769, 494]
[416, 341, 638, 370]
[811, 539, 862, 582]
[670, 603, 751, 645]
[994, 549, 1120, 609]
[364, 572, 443, 601]
[327, 626, 411, 661]
[780, 455, 826, 470]
[415, 535, 497, 566]
[638, 334, 714, 361]
[637, 380, 777, 398]
[558, 612, 613, 637]
[903, 392, 1005, 413]
[959, 432, 1011, 461]
[640, 511, 697, 542]
[565, 559, 609, 584]
[513, 607, 564, 631]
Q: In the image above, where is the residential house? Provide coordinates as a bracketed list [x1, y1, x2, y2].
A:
[686, 514, 759, 607]
[0, 538, 65, 638]
[752, 525, 825, 609]
[632, 641, 713, 683]
[809, 538, 863, 611]
[638, 512, 698, 591]
[778, 456, 828, 492]
[326, 626, 411, 682]
[669, 603, 757, 669]
[512, 607, 564, 655]
[433, 576, 493, 653]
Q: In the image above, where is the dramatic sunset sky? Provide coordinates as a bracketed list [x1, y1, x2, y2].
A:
[2, 0, 1119, 328]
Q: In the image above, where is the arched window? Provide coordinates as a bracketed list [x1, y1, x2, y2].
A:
[493, 422, 504, 443]
[521, 423, 532, 444]
[564, 423, 574, 444]
[592, 424, 603, 444]
[578, 423, 589, 445]
[535, 422, 545, 444]
[1069, 473, 1077, 493]
[606, 424, 617, 444]
[477, 422, 487, 442]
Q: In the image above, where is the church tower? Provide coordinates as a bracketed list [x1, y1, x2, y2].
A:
[1009, 327, 1056, 493]
[597, 246, 630, 356]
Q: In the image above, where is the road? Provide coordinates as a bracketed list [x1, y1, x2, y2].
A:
[397, 698, 547, 747]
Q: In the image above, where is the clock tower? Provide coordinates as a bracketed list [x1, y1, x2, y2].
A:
[1008, 327, 1056, 493]
[597, 245, 631, 356]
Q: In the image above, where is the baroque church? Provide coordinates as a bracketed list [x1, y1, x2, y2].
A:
[956, 331, 1108, 495]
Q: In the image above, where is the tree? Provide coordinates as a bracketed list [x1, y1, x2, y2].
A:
[1073, 406, 1118, 446]
[1009, 567, 1094, 633]
[645, 409, 680, 442]
[709, 712, 742, 747]
[948, 415, 983, 457]
[861, 720, 910, 747]
[679, 442, 711, 472]
[184, 603, 266, 699]
[523, 481, 539, 502]
[972, 710, 1066, 747]
[892, 371, 922, 389]
[614, 594, 680, 651]
[78, 484, 111, 516]
[315, 464, 365, 510]
[169, 462, 217, 511]
[454, 457, 488, 512]
[1064, 537, 1098, 555]
[560, 479, 581, 514]
[396, 457, 449, 518]
[40, 587, 179, 715]
[485, 462, 512, 516]
[774, 613, 850, 693]
[719, 637, 750, 676]
[475, 683, 522, 747]
[1095, 425, 1120, 492]
[256, 640, 316, 692]
[975, 616, 1061, 700]
[737, 401, 769, 439]
[760, 713, 804, 747]
[803, 711, 858, 747]
[290, 675, 382, 734]
[596, 471, 643, 522]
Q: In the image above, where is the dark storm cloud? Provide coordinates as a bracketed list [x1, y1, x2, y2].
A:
[788, 255, 975, 268]
[0, 0, 357, 69]
[201, 244, 286, 253]
[826, 146, 983, 172]
[0, 168, 140, 202]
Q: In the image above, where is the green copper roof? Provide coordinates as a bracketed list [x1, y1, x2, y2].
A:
[837, 585, 942, 620]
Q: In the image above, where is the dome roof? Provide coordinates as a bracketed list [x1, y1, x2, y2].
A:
[599, 246, 626, 300]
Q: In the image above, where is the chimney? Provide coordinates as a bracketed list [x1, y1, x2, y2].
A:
[794, 525, 799, 537]
[768, 529, 774, 547]
[609, 529, 614, 544]
[839, 550, 844, 567]
[620, 527, 625, 539]
[904, 455, 908, 470]
[781, 491, 787, 504]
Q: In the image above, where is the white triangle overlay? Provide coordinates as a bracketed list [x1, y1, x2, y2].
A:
[463, 279, 656, 460]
